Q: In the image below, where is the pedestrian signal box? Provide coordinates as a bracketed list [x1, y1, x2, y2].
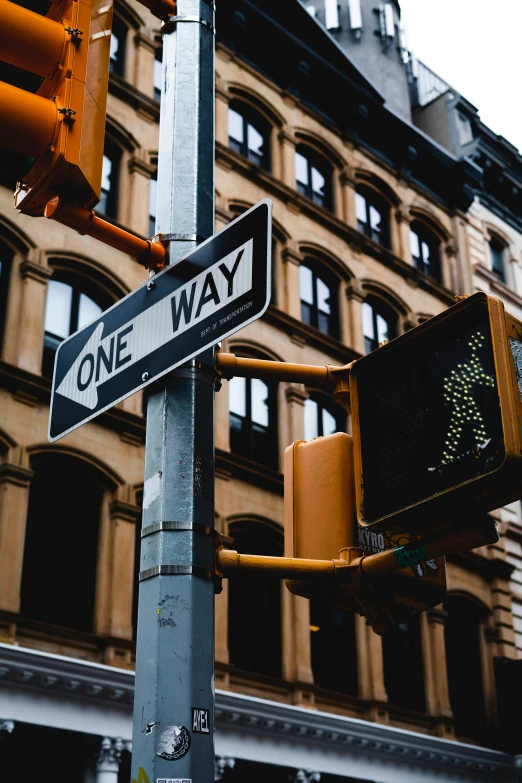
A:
[350, 292, 522, 532]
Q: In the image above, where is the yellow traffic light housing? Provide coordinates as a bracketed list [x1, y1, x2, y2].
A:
[0, 0, 113, 216]
[350, 292, 522, 532]
[284, 433, 447, 632]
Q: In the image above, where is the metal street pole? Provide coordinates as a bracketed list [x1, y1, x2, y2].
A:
[131, 1, 215, 781]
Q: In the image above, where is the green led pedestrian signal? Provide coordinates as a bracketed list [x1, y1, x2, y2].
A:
[350, 292, 522, 532]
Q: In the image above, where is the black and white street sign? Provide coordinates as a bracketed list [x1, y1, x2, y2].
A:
[49, 199, 272, 441]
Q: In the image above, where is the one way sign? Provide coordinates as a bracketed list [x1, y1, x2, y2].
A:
[49, 199, 272, 441]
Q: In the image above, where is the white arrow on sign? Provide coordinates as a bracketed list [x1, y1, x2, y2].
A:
[56, 239, 253, 409]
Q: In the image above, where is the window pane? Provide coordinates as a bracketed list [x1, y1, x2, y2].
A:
[362, 301, 374, 340]
[153, 56, 162, 101]
[355, 192, 367, 224]
[228, 108, 244, 144]
[376, 313, 389, 344]
[322, 408, 337, 436]
[110, 33, 120, 71]
[316, 277, 331, 315]
[44, 280, 73, 339]
[490, 241, 505, 281]
[101, 155, 112, 193]
[304, 398, 319, 441]
[149, 176, 157, 223]
[251, 378, 269, 427]
[410, 229, 420, 260]
[311, 166, 325, 197]
[78, 294, 102, 330]
[229, 376, 246, 417]
[247, 124, 264, 157]
[299, 265, 314, 305]
[295, 152, 309, 186]
[421, 241, 431, 267]
[369, 205, 382, 234]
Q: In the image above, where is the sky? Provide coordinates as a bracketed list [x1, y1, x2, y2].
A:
[399, 0, 522, 153]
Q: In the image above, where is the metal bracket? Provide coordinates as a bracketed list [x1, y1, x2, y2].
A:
[141, 520, 218, 538]
[162, 15, 216, 35]
[162, 232, 208, 243]
[139, 565, 213, 581]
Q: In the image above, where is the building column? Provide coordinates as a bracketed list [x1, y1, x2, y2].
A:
[0, 449, 33, 622]
[282, 243, 304, 321]
[345, 280, 366, 356]
[95, 489, 140, 666]
[133, 31, 156, 100]
[422, 607, 454, 737]
[215, 75, 230, 147]
[451, 213, 474, 295]
[15, 256, 52, 374]
[395, 208, 412, 265]
[482, 625, 500, 728]
[126, 154, 156, 238]
[355, 615, 388, 716]
[340, 169, 356, 229]
[278, 128, 297, 191]
[215, 756, 235, 782]
[96, 737, 128, 783]
[442, 243, 459, 292]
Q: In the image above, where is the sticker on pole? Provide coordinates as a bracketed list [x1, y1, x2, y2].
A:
[48, 199, 272, 441]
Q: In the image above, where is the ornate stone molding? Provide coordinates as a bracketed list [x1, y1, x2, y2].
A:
[282, 247, 303, 267]
[97, 736, 130, 771]
[133, 31, 157, 54]
[0, 462, 34, 487]
[285, 385, 309, 405]
[19, 260, 53, 284]
[109, 499, 141, 524]
[215, 756, 235, 782]
[128, 156, 157, 179]
[292, 771, 321, 783]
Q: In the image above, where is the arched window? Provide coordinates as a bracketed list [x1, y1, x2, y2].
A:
[229, 363, 278, 468]
[149, 165, 158, 237]
[227, 100, 271, 171]
[21, 456, 105, 632]
[109, 16, 127, 77]
[99, 139, 121, 219]
[310, 603, 358, 695]
[382, 617, 426, 711]
[410, 222, 441, 282]
[355, 186, 389, 247]
[304, 394, 346, 441]
[42, 271, 110, 377]
[489, 237, 506, 283]
[362, 296, 397, 354]
[295, 146, 333, 210]
[227, 521, 282, 678]
[0, 240, 12, 352]
[444, 596, 487, 734]
[299, 262, 338, 337]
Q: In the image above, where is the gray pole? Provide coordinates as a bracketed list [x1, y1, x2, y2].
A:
[131, 1, 215, 782]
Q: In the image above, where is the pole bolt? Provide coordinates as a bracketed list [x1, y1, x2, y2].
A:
[142, 372, 149, 381]
[147, 280, 155, 290]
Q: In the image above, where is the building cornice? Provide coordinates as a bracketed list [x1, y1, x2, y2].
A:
[108, 73, 160, 124]
[0, 643, 516, 781]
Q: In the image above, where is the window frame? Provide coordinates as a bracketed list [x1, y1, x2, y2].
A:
[109, 15, 127, 78]
[355, 185, 390, 248]
[98, 139, 121, 220]
[153, 48, 162, 102]
[299, 260, 339, 338]
[294, 144, 333, 211]
[304, 392, 346, 441]
[409, 221, 442, 282]
[228, 368, 279, 469]
[362, 296, 397, 354]
[227, 100, 271, 171]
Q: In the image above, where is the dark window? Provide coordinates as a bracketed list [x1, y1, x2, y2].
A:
[42, 273, 107, 377]
[490, 238, 506, 283]
[229, 372, 278, 468]
[228, 523, 282, 678]
[445, 597, 487, 735]
[362, 297, 397, 354]
[153, 49, 162, 102]
[98, 141, 120, 218]
[304, 395, 345, 441]
[410, 222, 441, 282]
[227, 101, 271, 170]
[295, 146, 332, 210]
[109, 17, 126, 77]
[149, 167, 157, 237]
[299, 262, 338, 337]
[311, 603, 358, 695]
[355, 186, 389, 247]
[21, 459, 102, 632]
[382, 617, 426, 711]
[0, 241, 12, 353]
